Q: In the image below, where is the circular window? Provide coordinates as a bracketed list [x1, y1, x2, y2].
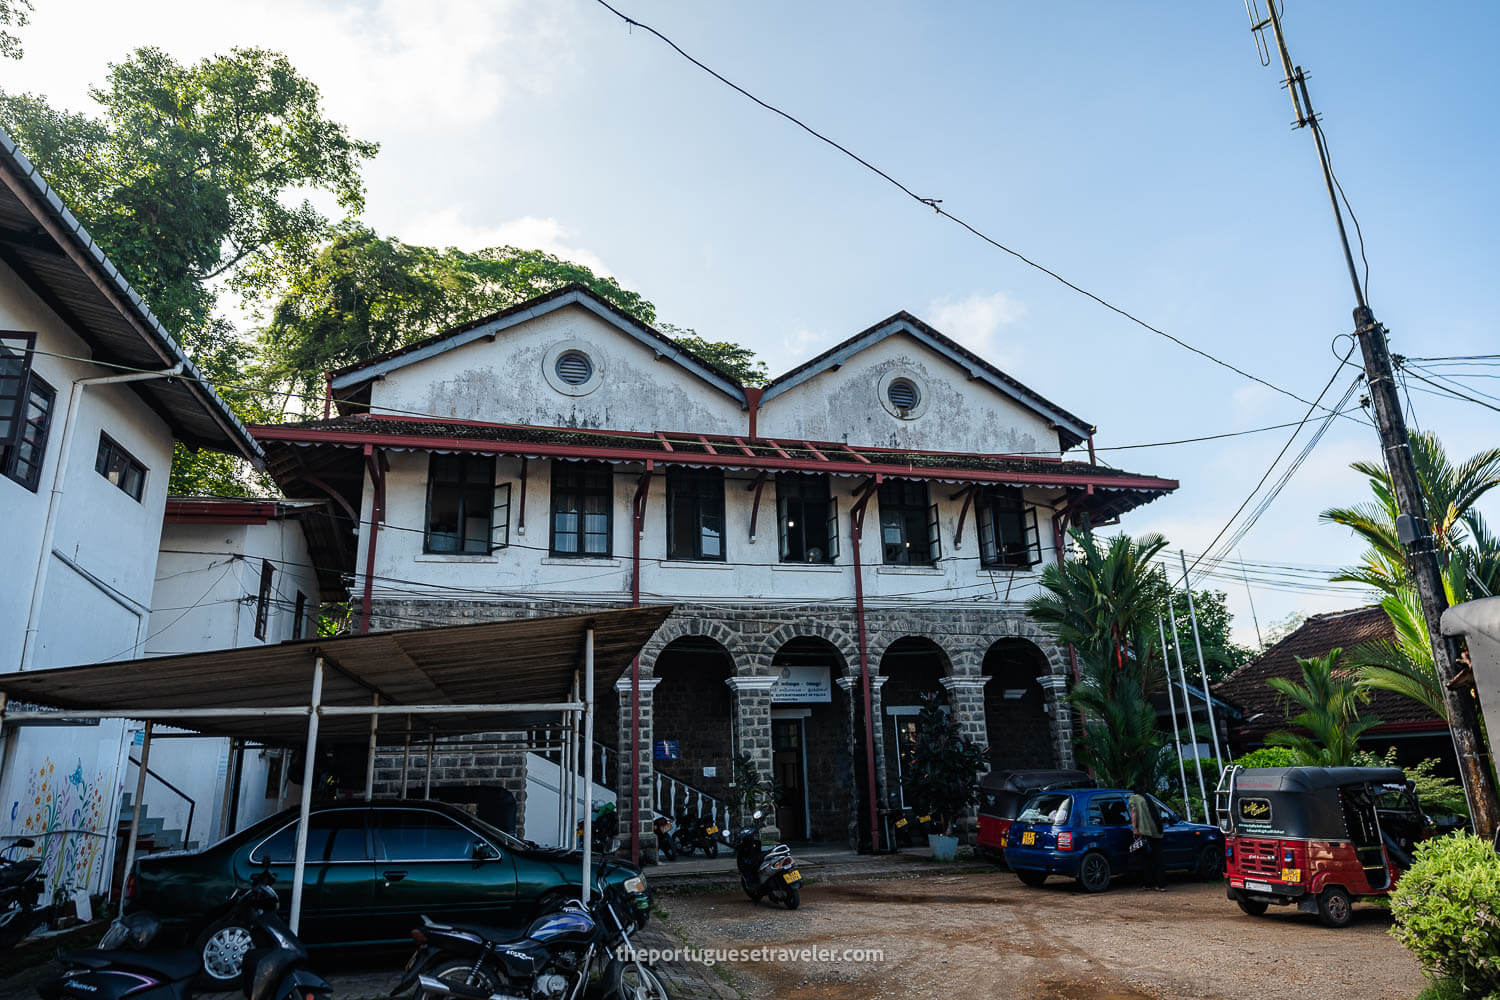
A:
[886, 378, 921, 413]
[555, 351, 594, 385]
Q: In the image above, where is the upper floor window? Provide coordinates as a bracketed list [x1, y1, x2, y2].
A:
[878, 480, 941, 565]
[425, 454, 508, 554]
[1, 333, 55, 493]
[551, 461, 612, 557]
[254, 559, 274, 641]
[95, 433, 146, 501]
[777, 474, 838, 564]
[666, 468, 725, 561]
[292, 591, 308, 640]
[977, 487, 1042, 569]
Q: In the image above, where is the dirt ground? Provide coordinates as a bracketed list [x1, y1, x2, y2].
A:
[656, 871, 1426, 1000]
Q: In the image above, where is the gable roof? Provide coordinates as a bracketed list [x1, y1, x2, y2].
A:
[0, 127, 262, 463]
[1214, 605, 1446, 744]
[328, 283, 747, 404]
[761, 310, 1094, 451]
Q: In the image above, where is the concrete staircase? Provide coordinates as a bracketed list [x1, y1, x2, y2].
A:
[116, 792, 197, 854]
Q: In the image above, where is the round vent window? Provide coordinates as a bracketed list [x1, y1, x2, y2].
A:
[887, 377, 921, 412]
[555, 351, 594, 386]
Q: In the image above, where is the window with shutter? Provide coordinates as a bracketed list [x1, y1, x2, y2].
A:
[424, 454, 495, 554]
[1, 333, 56, 493]
[551, 461, 613, 557]
[877, 481, 937, 565]
[491, 481, 512, 551]
[95, 433, 147, 502]
[978, 487, 1041, 569]
[776, 474, 837, 564]
[254, 560, 274, 641]
[666, 468, 725, 561]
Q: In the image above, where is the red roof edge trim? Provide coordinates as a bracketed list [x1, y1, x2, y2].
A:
[251, 425, 1179, 492]
[165, 499, 278, 525]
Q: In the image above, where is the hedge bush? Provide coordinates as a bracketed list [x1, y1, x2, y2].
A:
[1389, 833, 1500, 996]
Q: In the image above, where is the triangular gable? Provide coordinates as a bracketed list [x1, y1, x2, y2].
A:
[328, 284, 747, 405]
[761, 311, 1093, 450]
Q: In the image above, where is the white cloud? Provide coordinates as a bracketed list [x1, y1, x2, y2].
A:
[399, 209, 616, 279]
[924, 290, 1026, 365]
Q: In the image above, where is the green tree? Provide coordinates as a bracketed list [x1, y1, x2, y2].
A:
[658, 324, 767, 387]
[1069, 648, 1165, 792]
[0, 46, 379, 494]
[259, 226, 657, 400]
[1320, 432, 1500, 597]
[1025, 524, 1169, 666]
[1265, 648, 1382, 766]
[1157, 588, 1253, 684]
[0, 0, 29, 59]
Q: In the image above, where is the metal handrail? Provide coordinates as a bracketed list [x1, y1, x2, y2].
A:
[127, 755, 196, 849]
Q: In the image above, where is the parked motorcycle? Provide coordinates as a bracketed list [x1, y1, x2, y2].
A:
[733, 810, 801, 909]
[652, 814, 678, 862]
[577, 801, 621, 856]
[397, 862, 667, 1000]
[40, 869, 331, 1000]
[0, 836, 46, 948]
[674, 814, 720, 858]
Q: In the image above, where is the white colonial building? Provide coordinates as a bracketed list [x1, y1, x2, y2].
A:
[255, 284, 1177, 857]
[0, 128, 263, 897]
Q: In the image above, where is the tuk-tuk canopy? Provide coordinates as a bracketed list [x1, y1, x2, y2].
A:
[1226, 766, 1410, 840]
[979, 768, 1095, 819]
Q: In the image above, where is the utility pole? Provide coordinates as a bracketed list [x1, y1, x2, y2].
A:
[1248, 1, 1499, 836]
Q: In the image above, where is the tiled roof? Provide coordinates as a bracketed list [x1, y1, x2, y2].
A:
[1214, 605, 1445, 743]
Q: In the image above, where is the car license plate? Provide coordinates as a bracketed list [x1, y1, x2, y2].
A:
[784, 869, 801, 883]
[895, 817, 908, 829]
[1244, 880, 1272, 894]
[1021, 831, 1036, 846]
[705, 826, 718, 835]
[1281, 867, 1301, 883]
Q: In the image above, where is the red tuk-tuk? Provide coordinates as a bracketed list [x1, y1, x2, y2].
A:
[1216, 765, 1431, 927]
[977, 769, 1094, 862]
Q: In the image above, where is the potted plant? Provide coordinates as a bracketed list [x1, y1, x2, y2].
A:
[901, 692, 988, 861]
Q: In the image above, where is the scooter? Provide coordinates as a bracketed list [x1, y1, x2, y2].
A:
[39, 870, 331, 1000]
[652, 814, 678, 861]
[0, 836, 46, 948]
[577, 801, 621, 856]
[675, 814, 720, 858]
[733, 810, 801, 909]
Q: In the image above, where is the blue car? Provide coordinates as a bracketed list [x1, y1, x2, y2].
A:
[1004, 787, 1223, 893]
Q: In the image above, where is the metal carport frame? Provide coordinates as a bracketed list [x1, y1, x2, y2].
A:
[0, 606, 672, 931]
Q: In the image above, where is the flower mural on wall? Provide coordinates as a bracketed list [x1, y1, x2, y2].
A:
[18, 757, 108, 900]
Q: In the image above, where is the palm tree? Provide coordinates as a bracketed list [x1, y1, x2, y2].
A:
[1025, 524, 1169, 666]
[1320, 432, 1500, 596]
[1068, 648, 1165, 792]
[1266, 649, 1383, 766]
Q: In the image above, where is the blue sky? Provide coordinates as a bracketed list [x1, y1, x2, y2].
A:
[5, 1, 1496, 644]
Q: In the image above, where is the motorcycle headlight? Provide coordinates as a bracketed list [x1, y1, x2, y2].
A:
[623, 875, 647, 894]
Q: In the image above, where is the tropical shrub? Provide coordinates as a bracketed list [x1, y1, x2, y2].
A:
[1233, 746, 1297, 769]
[1389, 833, 1500, 996]
[1265, 648, 1381, 766]
[901, 694, 988, 837]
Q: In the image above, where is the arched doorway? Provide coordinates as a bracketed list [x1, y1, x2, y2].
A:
[878, 637, 950, 811]
[652, 637, 736, 808]
[769, 638, 851, 842]
[982, 638, 1054, 771]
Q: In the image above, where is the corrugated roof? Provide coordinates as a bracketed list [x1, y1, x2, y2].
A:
[0, 126, 262, 463]
[1214, 605, 1445, 743]
[0, 606, 672, 745]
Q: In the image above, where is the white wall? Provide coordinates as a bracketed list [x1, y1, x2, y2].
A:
[523, 752, 614, 849]
[757, 330, 1061, 456]
[359, 455, 1058, 611]
[0, 260, 174, 672]
[368, 303, 746, 436]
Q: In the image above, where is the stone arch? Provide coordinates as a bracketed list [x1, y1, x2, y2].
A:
[866, 631, 957, 677]
[970, 617, 1069, 678]
[758, 622, 859, 675]
[639, 615, 755, 676]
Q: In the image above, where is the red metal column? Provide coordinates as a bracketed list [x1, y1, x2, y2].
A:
[358, 445, 385, 634]
[849, 478, 881, 851]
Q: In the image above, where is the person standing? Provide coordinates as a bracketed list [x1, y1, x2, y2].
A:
[1129, 786, 1166, 892]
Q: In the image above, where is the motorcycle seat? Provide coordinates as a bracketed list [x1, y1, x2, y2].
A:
[61, 947, 200, 981]
[420, 915, 530, 947]
[0, 859, 40, 886]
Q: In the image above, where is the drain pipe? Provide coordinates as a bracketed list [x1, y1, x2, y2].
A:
[849, 478, 880, 852]
[20, 363, 185, 671]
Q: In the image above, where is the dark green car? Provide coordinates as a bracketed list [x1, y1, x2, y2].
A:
[127, 799, 649, 988]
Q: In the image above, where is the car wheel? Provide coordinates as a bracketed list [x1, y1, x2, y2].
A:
[1077, 852, 1112, 893]
[1016, 869, 1048, 888]
[608, 959, 671, 1000]
[196, 916, 255, 989]
[1198, 844, 1224, 881]
[1317, 886, 1354, 928]
[421, 954, 505, 1000]
[1236, 898, 1269, 917]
